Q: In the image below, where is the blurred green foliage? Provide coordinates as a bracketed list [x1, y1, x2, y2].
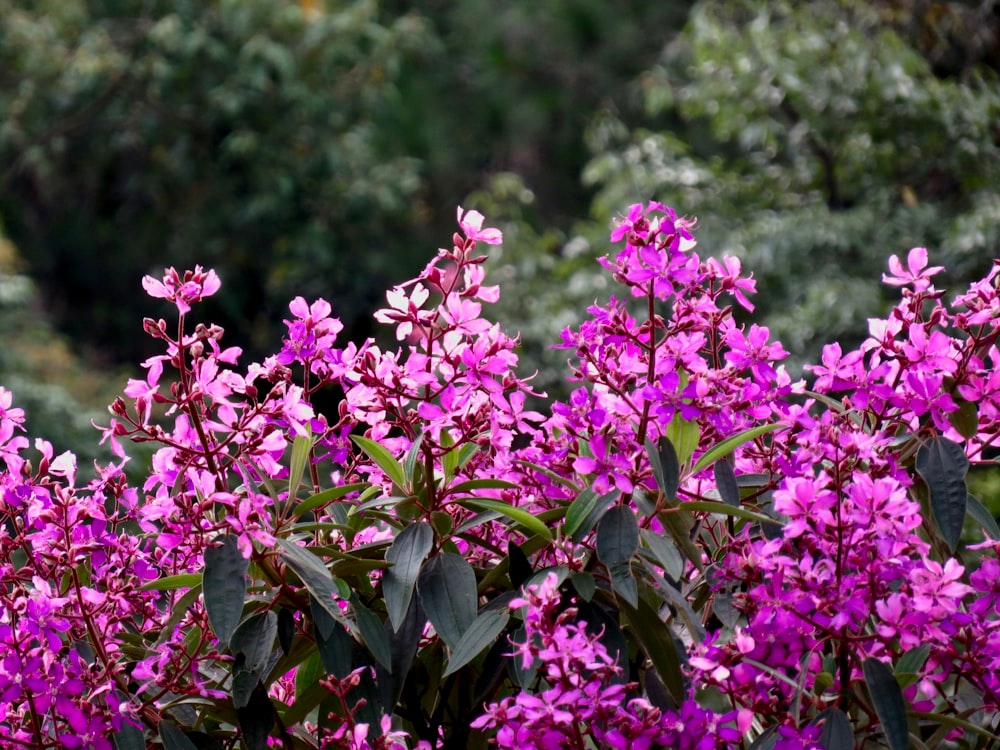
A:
[581, 0, 1000, 369]
[2, 0, 1000, 468]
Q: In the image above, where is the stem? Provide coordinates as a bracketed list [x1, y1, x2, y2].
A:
[635, 286, 658, 449]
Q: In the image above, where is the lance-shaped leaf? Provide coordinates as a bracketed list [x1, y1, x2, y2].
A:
[113, 693, 146, 750]
[863, 657, 910, 750]
[418, 553, 478, 650]
[664, 414, 700, 468]
[641, 528, 685, 582]
[237, 683, 276, 750]
[203, 535, 248, 648]
[714, 458, 741, 507]
[812, 707, 853, 750]
[565, 487, 618, 543]
[159, 722, 199, 750]
[690, 422, 783, 475]
[352, 435, 406, 490]
[352, 595, 392, 672]
[443, 609, 510, 677]
[276, 538, 350, 625]
[311, 596, 353, 678]
[230, 611, 278, 709]
[277, 608, 295, 656]
[967, 494, 1000, 539]
[620, 594, 685, 703]
[646, 437, 679, 500]
[377, 594, 424, 713]
[596, 505, 639, 608]
[464, 498, 553, 541]
[287, 430, 313, 502]
[383, 521, 433, 632]
[915, 435, 968, 552]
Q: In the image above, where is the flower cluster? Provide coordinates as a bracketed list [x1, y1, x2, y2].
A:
[0, 202, 998, 749]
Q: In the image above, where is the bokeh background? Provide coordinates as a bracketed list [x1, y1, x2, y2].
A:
[2, 0, 999, 469]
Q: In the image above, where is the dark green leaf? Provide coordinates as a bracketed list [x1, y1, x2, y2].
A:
[448, 478, 519, 494]
[812, 707, 852, 750]
[508, 542, 532, 587]
[714, 459, 740, 507]
[383, 521, 433, 632]
[565, 488, 618, 544]
[277, 608, 295, 656]
[620, 595, 685, 703]
[948, 399, 979, 440]
[352, 435, 406, 490]
[896, 644, 931, 675]
[640, 529, 685, 581]
[443, 609, 510, 676]
[596, 505, 640, 608]
[312, 596, 353, 678]
[159, 722, 199, 750]
[113, 704, 146, 750]
[967, 494, 1000, 539]
[276, 538, 350, 625]
[352, 596, 392, 672]
[418, 553, 478, 650]
[656, 436, 680, 500]
[915, 435, 969, 552]
[231, 611, 278, 678]
[863, 657, 910, 750]
[570, 571, 596, 601]
[203, 535, 248, 648]
[377, 594, 424, 713]
[237, 683, 276, 750]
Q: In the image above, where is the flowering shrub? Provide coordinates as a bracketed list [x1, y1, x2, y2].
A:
[1, 203, 999, 749]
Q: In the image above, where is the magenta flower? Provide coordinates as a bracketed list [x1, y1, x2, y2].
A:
[882, 247, 944, 292]
[141, 265, 221, 314]
[457, 206, 503, 245]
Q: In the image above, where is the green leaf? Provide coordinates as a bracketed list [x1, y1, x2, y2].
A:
[383, 521, 433, 632]
[352, 596, 392, 672]
[448, 478, 519, 494]
[277, 608, 295, 656]
[443, 609, 510, 677]
[691, 423, 783, 475]
[640, 528, 685, 581]
[352, 435, 406, 490]
[276, 538, 350, 625]
[159, 722, 199, 750]
[812, 707, 853, 750]
[967, 493, 1000, 539]
[570, 571, 596, 601]
[464, 498, 553, 541]
[139, 573, 202, 592]
[287, 430, 313, 502]
[203, 535, 248, 648]
[402, 431, 426, 487]
[514, 459, 583, 493]
[564, 487, 618, 543]
[237, 683, 276, 750]
[915, 435, 969, 552]
[863, 657, 910, 750]
[677, 499, 776, 524]
[896, 644, 931, 675]
[657, 504, 704, 571]
[113, 691, 146, 750]
[714, 459, 740, 507]
[293, 482, 368, 517]
[620, 594, 685, 703]
[664, 413, 701, 468]
[948, 399, 979, 440]
[596, 505, 639, 608]
[418, 553, 478, 650]
[231, 611, 278, 676]
[312, 597, 353, 678]
[646, 436, 679, 500]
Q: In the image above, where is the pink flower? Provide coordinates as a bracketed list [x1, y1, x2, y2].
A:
[882, 247, 943, 292]
[457, 206, 503, 245]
